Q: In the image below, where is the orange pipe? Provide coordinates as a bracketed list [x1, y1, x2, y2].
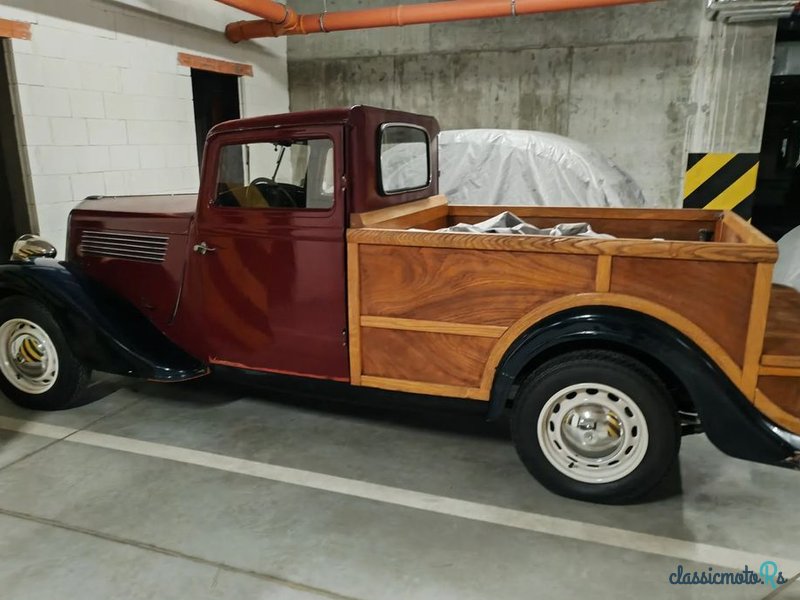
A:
[217, 0, 298, 30]
[221, 0, 659, 40]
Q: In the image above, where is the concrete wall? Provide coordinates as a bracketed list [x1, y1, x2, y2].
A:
[0, 0, 288, 253]
[287, 0, 776, 207]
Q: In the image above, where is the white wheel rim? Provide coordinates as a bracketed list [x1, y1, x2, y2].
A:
[0, 318, 59, 395]
[537, 382, 649, 484]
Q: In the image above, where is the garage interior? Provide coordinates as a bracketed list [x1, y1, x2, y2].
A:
[0, 0, 799, 598]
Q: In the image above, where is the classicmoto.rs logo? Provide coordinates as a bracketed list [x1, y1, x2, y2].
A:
[668, 561, 788, 588]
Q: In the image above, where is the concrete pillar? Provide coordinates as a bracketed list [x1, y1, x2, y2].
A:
[685, 19, 776, 154]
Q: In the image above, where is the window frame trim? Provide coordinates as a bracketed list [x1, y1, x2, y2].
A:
[377, 122, 432, 196]
[212, 135, 337, 214]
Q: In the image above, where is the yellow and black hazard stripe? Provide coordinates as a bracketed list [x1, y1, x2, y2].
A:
[682, 153, 760, 218]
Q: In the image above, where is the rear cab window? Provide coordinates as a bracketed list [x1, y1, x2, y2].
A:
[379, 124, 431, 195]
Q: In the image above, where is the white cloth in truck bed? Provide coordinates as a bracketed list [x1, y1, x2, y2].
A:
[432, 211, 614, 238]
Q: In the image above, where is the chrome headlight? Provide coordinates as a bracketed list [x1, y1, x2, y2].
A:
[11, 235, 57, 263]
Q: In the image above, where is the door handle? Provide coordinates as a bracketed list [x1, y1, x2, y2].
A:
[193, 242, 216, 255]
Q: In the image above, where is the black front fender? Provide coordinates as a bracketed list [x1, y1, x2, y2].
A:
[489, 306, 798, 468]
[0, 259, 206, 382]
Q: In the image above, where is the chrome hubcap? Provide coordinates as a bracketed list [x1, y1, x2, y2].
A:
[0, 318, 59, 394]
[537, 383, 649, 484]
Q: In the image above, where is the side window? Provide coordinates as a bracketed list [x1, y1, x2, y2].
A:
[379, 125, 430, 195]
[215, 138, 335, 210]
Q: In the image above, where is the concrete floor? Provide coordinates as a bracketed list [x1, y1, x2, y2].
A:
[0, 374, 798, 600]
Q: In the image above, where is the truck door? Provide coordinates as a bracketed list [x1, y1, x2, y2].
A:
[192, 124, 349, 381]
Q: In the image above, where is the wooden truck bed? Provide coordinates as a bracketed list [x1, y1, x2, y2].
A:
[346, 196, 800, 435]
[757, 285, 800, 433]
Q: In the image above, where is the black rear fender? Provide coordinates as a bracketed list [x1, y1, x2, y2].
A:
[489, 306, 796, 467]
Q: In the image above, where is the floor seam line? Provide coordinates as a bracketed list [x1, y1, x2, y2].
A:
[68, 396, 146, 438]
[0, 506, 364, 600]
[759, 569, 800, 600]
[0, 394, 143, 473]
[0, 437, 65, 474]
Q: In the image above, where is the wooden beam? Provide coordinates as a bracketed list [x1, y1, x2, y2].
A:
[595, 255, 612, 292]
[761, 355, 800, 369]
[347, 242, 362, 385]
[0, 18, 31, 40]
[360, 375, 487, 401]
[350, 195, 448, 229]
[759, 365, 800, 377]
[346, 228, 778, 264]
[361, 315, 506, 338]
[741, 262, 774, 397]
[178, 52, 253, 77]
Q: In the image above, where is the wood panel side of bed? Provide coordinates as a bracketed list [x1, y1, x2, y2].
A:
[609, 258, 756, 367]
[349, 244, 761, 398]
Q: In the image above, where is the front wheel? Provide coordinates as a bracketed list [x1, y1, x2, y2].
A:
[511, 350, 680, 504]
[0, 296, 90, 410]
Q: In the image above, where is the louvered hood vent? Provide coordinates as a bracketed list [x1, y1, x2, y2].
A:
[79, 230, 169, 263]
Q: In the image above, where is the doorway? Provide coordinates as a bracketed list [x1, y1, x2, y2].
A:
[752, 18, 800, 241]
[0, 39, 31, 257]
[190, 69, 241, 168]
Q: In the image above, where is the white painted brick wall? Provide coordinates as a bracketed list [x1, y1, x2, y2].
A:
[1, 0, 289, 254]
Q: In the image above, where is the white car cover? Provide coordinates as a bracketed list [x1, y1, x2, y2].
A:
[774, 225, 800, 291]
[382, 129, 646, 208]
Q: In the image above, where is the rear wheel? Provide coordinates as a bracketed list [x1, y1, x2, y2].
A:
[0, 296, 90, 410]
[511, 350, 680, 504]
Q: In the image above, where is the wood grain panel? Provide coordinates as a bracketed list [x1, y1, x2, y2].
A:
[178, 52, 253, 76]
[757, 377, 800, 433]
[448, 205, 719, 221]
[351, 196, 448, 229]
[716, 221, 744, 244]
[447, 205, 721, 241]
[361, 328, 495, 387]
[610, 258, 755, 365]
[359, 245, 595, 325]
[762, 285, 800, 368]
[346, 228, 778, 264]
[722, 211, 774, 246]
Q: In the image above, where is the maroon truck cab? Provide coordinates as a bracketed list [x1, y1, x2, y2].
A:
[65, 106, 439, 382]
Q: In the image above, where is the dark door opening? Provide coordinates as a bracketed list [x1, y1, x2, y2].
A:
[753, 18, 800, 241]
[190, 69, 241, 168]
[0, 40, 31, 257]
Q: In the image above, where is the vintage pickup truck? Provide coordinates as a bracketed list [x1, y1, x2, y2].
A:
[1, 106, 798, 503]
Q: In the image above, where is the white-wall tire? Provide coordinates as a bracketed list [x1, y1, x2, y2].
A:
[0, 318, 60, 394]
[537, 383, 649, 484]
[511, 350, 680, 504]
[0, 296, 90, 411]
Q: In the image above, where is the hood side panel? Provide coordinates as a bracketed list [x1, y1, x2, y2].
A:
[66, 194, 197, 330]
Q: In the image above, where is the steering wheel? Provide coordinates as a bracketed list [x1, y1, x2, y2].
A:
[246, 177, 298, 208]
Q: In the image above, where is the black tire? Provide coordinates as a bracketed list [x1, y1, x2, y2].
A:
[0, 295, 90, 410]
[511, 350, 680, 504]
